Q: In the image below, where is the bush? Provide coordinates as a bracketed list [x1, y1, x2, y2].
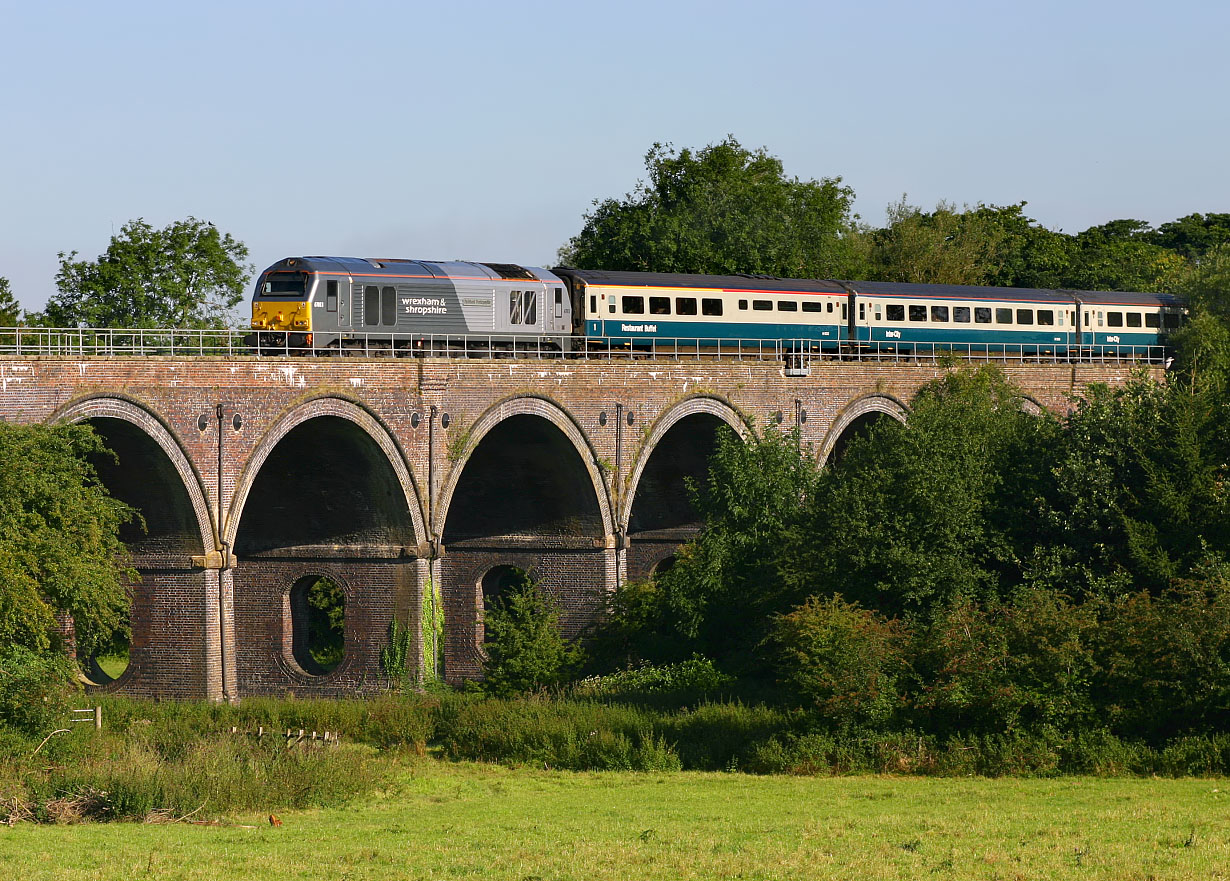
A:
[769, 596, 908, 728]
[0, 646, 79, 737]
[482, 579, 584, 697]
[571, 656, 735, 700]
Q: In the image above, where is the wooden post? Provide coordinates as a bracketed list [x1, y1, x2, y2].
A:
[94, 706, 102, 731]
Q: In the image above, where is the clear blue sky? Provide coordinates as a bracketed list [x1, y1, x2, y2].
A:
[2, 0, 1227, 314]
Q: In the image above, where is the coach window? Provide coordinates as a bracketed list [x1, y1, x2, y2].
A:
[675, 297, 697, 315]
[827, 302, 834, 313]
[589, 295, 596, 314]
[365, 286, 380, 326]
[975, 307, 992, 323]
[1106, 311, 1123, 327]
[995, 308, 1013, 324]
[702, 298, 723, 316]
[908, 305, 927, 322]
[886, 304, 905, 321]
[777, 300, 797, 312]
[1145, 312, 1161, 328]
[1016, 309, 1034, 325]
[609, 300, 616, 314]
[649, 296, 671, 315]
[859, 303, 866, 320]
[1126, 312, 1142, 328]
[1097, 312, 1104, 327]
[1163, 311, 1180, 329]
[930, 306, 949, 322]
[753, 300, 772, 311]
[953, 306, 971, 323]
[523, 291, 537, 324]
[842, 303, 848, 320]
[622, 296, 645, 314]
[1037, 310, 1054, 326]
[326, 280, 338, 313]
[738, 299, 748, 310]
[802, 301, 823, 313]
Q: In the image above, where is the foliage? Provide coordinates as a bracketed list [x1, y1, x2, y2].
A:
[560, 137, 865, 278]
[571, 656, 735, 699]
[651, 425, 819, 669]
[1151, 212, 1230, 259]
[304, 577, 345, 671]
[0, 646, 79, 737]
[420, 575, 444, 683]
[868, 198, 1009, 285]
[380, 618, 413, 685]
[44, 217, 251, 328]
[481, 576, 584, 697]
[783, 365, 1057, 617]
[769, 596, 909, 729]
[0, 422, 134, 659]
[0, 277, 20, 325]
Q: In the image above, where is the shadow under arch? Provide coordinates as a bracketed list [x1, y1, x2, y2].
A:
[436, 395, 614, 543]
[620, 395, 749, 534]
[819, 393, 910, 467]
[223, 395, 426, 551]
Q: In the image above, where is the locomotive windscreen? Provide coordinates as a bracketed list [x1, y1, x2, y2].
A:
[262, 271, 308, 296]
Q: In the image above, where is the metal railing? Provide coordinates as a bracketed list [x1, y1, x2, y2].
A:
[0, 327, 1170, 366]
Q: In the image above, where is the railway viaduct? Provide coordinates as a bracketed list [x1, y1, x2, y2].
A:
[0, 353, 1157, 701]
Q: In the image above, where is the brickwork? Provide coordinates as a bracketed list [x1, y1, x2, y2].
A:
[0, 354, 1160, 699]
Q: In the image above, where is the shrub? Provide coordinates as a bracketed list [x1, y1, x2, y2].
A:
[0, 646, 79, 737]
[571, 656, 735, 700]
[482, 578, 584, 697]
[769, 596, 908, 728]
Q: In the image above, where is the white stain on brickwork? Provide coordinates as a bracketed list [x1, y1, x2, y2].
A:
[1, 364, 31, 392]
[253, 365, 306, 387]
[349, 377, 363, 388]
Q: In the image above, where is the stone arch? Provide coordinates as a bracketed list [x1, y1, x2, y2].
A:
[620, 395, 749, 532]
[819, 393, 910, 467]
[52, 394, 215, 553]
[223, 395, 425, 550]
[436, 395, 614, 542]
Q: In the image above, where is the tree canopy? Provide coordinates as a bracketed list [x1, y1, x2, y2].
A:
[0, 278, 20, 325]
[560, 137, 864, 279]
[0, 422, 134, 660]
[44, 218, 252, 328]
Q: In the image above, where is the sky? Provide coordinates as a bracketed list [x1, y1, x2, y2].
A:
[2, 0, 1228, 314]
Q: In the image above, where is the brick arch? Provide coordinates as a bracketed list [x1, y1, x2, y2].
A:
[222, 395, 426, 549]
[818, 393, 911, 467]
[1020, 394, 1046, 417]
[620, 395, 749, 530]
[436, 395, 614, 541]
[51, 394, 215, 552]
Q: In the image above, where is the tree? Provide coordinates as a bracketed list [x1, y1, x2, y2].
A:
[0, 423, 134, 660]
[482, 575, 583, 696]
[560, 137, 866, 278]
[0, 277, 20, 325]
[1065, 220, 1186, 293]
[1150, 213, 1230, 260]
[868, 198, 1008, 285]
[45, 218, 252, 328]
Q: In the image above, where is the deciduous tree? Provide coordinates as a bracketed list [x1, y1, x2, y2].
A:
[45, 218, 252, 328]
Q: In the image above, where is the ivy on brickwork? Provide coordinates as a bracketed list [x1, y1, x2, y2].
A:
[421, 576, 444, 684]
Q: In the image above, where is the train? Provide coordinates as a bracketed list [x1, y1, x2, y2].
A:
[247, 256, 1185, 359]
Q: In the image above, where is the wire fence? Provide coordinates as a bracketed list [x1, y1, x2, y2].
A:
[0, 326, 1171, 366]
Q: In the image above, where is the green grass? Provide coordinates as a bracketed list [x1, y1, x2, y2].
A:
[93, 654, 128, 680]
[1, 760, 1228, 879]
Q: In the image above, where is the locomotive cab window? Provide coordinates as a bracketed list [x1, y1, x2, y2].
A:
[675, 297, 697, 315]
[1126, 312, 1142, 327]
[909, 305, 927, 322]
[995, 308, 1013, 324]
[326, 280, 338, 313]
[622, 296, 644, 314]
[886, 304, 905, 321]
[975, 308, 992, 323]
[649, 296, 671, 315]
[953, 306, 971, 323]
[702, 298, 723, 316]
[263, 271, 308, 296]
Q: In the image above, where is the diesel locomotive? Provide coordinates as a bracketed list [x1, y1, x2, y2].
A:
[249, 256, 1184, 358]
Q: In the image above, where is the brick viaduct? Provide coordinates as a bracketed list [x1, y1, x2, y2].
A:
[0, 354, 1156, 701]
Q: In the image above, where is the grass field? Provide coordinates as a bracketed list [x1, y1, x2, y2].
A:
[1, 760, 1227, 880]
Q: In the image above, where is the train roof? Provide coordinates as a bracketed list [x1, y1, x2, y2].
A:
[261, 257, 561, 283]
[555, 268, 1184, 307]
